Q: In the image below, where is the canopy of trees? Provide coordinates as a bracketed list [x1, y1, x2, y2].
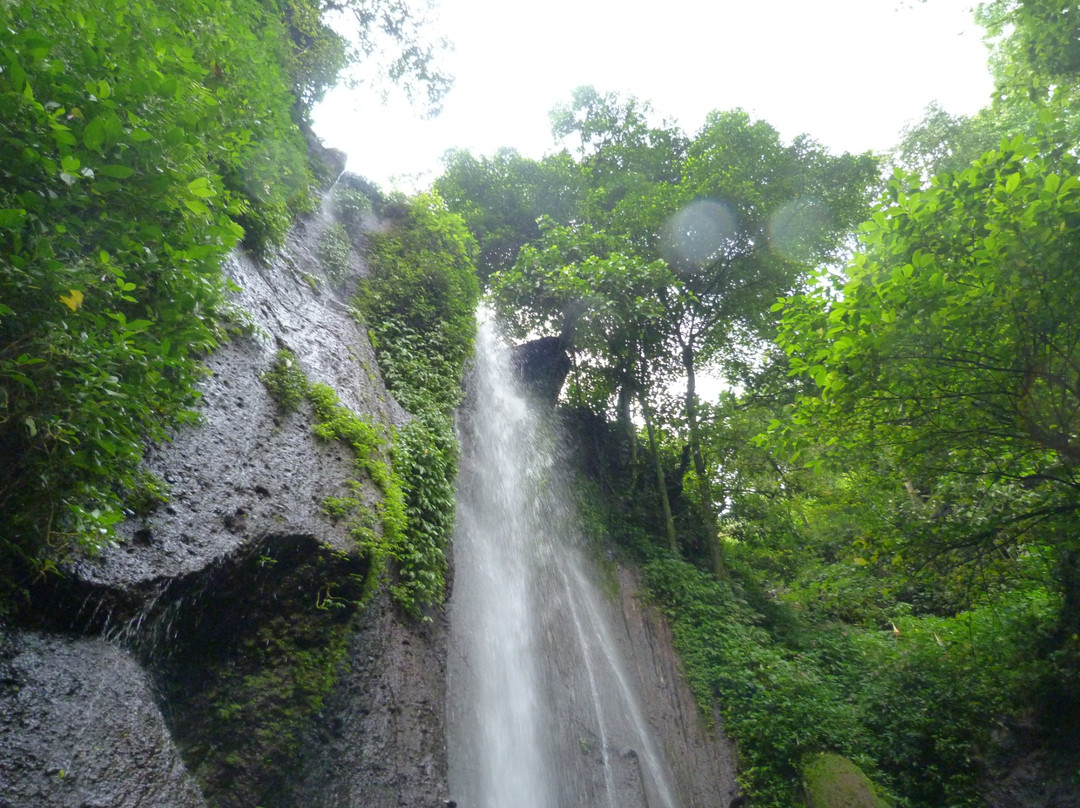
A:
[439, 89, 878, 574]
[435, 3, 1080, 804]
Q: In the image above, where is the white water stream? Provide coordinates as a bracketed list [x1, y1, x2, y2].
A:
[447, 317, 680, 808]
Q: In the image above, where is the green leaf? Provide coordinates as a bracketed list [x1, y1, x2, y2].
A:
[95, 164, 134, 179]
[1005, 172, 1021, 194]
[83, 116, 107, 153]
[182, 197, 210, 215]
[187, 177, 216, 199]
[0, 209, 27, 228]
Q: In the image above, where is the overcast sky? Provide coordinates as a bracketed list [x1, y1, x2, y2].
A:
[312, 0, 995, 190]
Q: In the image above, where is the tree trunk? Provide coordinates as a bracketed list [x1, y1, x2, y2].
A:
[638, 390, 679, 558]
[683, 343, 724, 577]
[617, 379, 638, 470]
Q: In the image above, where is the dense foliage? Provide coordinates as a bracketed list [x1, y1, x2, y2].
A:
[0, 0, 281, 602]
[0, 0, 445, 609]
[356, 191, 480, 614]
[435, 3, 1080, 803]
[467, 93, 878, 576]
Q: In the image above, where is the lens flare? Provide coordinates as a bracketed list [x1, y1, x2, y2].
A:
[661, 199, 736, 268]
[767, 199, 830, 262]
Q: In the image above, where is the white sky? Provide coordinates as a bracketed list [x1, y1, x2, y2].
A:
[312, 0, 995, 191]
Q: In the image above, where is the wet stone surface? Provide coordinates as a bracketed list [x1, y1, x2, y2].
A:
[4, 213, 446, 808]
[0, 631, 206, 808]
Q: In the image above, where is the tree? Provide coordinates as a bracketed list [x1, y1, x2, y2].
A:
[773, 133, 1080, 634]
[490, 218, 685, 552]
[484, 94, 877, 575]
[435, 148, 581, 281]
[550, 86, 688, 245]
[978, 0, 1080, 98]
[665, 111, 877, 575]
[890, 102, 1017, 180]
[303, 0, 452, 112]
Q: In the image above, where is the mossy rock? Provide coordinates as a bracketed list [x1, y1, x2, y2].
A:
[803, 752, 889, 808]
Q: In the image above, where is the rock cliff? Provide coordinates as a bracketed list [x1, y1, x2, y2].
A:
[1, 205, 737, 808]
[1, 210, 449, 808]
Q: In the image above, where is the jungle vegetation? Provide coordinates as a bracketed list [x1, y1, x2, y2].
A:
[0, 0, 450, 607]
[3, 0, 1079, 805]
[435, 2, 1080, 804]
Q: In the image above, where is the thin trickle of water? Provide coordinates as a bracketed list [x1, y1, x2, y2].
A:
[448, 316, 681, 808]
[558, 563, 618, 808]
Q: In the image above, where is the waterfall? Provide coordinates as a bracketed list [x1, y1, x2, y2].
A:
[447, 316, 680, 808]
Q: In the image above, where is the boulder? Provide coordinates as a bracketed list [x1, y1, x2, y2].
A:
[0, 631, 206, 808]
[803, 752, 890, 808]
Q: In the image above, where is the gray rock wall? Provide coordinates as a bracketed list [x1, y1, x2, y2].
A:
[2, 210, 449, 808]
[613, 566, 740, 807]
[0, 632, 206, 808]
[1, 205, 736, 808]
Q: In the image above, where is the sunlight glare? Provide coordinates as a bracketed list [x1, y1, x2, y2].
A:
[661, 199, 736, 267]
[768, 199, 830, 263]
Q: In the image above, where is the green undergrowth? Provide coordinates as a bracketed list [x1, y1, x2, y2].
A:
[317, 222, 352, 284]
[357, 191, 480, 415]
[642, 556, 1049, 807]
[390, 409, 460, 615]
[353, 191, 480, 616]
[261, 350, 404, 602]
[160, 539, 368, 808]
[0, 0, 341, 610]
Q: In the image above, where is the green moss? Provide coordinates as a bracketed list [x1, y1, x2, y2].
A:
[304, 381, 406, 591]
[803, 753, 890, 808]
[180, 569, 359, 807]
[317, 222, 352, 284]
[320, 495, 362, 519]
[261, 350, 310, 413]
[259, 353, 406, 596]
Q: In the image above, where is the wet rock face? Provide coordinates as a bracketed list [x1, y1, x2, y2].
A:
[66, 221, 406, 599]
[613, 566, 740, 807]
[0, 631, 206, 808]
[285, 589, 451, 808]
[512, 335, 571, 407]
[533, 563, 738, 808]
[4, 213, 448, 808]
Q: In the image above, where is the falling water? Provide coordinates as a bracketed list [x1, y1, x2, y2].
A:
[447, 316, 680, 808]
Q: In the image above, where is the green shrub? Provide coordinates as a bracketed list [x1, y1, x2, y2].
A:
[317, 222, 352, 284]
[355, 191, 479, 615]
[391, 410, 459, 616]
[261, 350, 310, 413]
[358, 191, 480, 414]
[644, 558, 871, 807]
[643, 555, 1050, 808]
[332, 185, 375, 243]
[851, 591, 1050, 807]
